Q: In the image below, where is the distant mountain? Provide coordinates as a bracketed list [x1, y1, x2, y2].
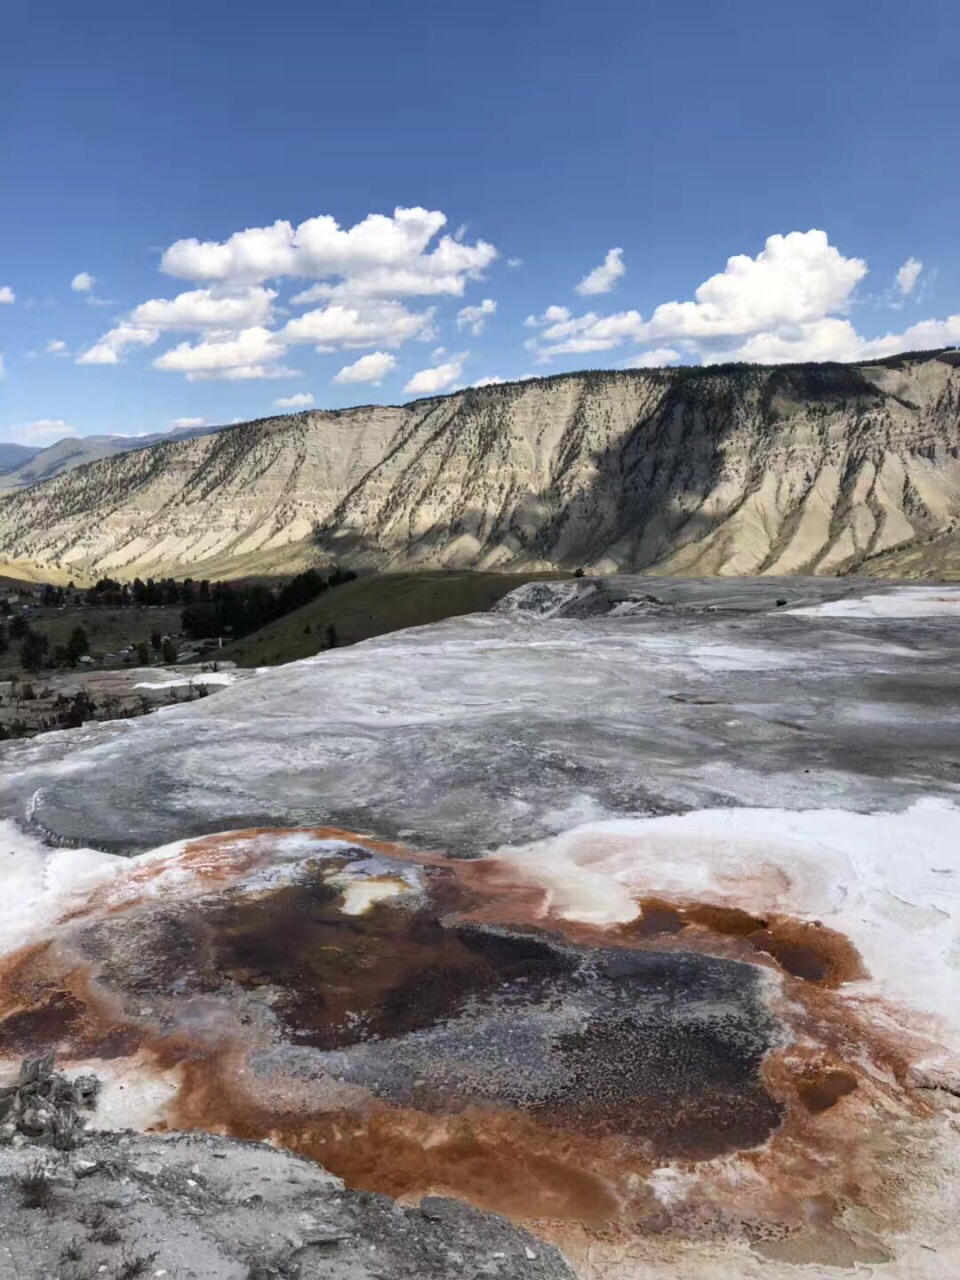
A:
[0, 443, 40, 473]
[0, 421, 226, 492]
[1, 350, 959, 582]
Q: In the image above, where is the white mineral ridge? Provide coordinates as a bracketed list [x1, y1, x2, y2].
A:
[496, 798, 960, 1049]
[0, 820, 123, 953]
[786, 583, 960, 617]
[0, 820, 420, 956]
[134, 671, 239, 690]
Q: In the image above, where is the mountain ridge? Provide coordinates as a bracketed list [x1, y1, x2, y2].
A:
[0, 442, 40, 472]
[0, 419, 232, 492]
[1, 349, 959, 582]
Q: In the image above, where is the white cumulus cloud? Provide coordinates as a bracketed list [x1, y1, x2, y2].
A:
[76, 323, 160, 365]
[575, 247, 625, 296]
[456, 298, 496, 336]
[859, 314, 960, 359]
[0, 286, 14, 304]
[162, 221, 295, 284]
[403, 353, 468, 396]
[67, 206, 498, 383]
[161, 207, 497, 301]
[713, 319, 865, 365]
[215, 365, 301, 381]
[130, 286, 276, 331]
[896, 257, 923, 296]
[333, 351, 397, 386]
[171, 416, 207, 429]
[153, 326, 291, 381]
[525, 305, 572, 328]
[71, 272, 95, 293]
[530, 230, 875, 363]
[621, 347, 681, 368]
[642, 230, 865, 340]
[704, 313, 960, 365]
[283, 301, 433, 351]
[45, 339, 68, 355]
[525, 308, 645, 356]
[472, 375, 505, 387]
[273, 392, 315, 408]
[78, 286, 277, 368]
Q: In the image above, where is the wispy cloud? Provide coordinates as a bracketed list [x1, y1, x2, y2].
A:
[895, 257, 923, 296]
[22, 418, 75, 440]
[273, 392, 314, 408]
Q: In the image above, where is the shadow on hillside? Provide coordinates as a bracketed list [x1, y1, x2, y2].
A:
[314, 369, 743, 571]
[313, 361, 914, 574]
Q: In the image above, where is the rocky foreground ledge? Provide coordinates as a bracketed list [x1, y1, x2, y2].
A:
[0, 1059, 573, 1280]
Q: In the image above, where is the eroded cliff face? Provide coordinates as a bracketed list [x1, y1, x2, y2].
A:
[2, 352, 959, 581]
[0, 404, 415, 580]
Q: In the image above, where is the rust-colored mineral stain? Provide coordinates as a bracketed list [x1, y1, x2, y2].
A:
[441, 858, 554, 930]
[0, 943, 87, 1055]
[763, 1046, 864, 1118]
[203, 876, 576, 1049]
[627, 898, 686, 936]
[289, 1110, 624, 1223]
[0, 991, 88, 1055]
[0, 941, 54, 1008]
[769, 918, 864, 984]
[0, 825, 926, 1263]
[164, 825, 415, 870]
[797, 1068, 859, 1114]
[615, 899, 866, 987]
[0, 942, 141, 1060]
[454, 857, 866, 989]
[683, 903, 768, 938]
[146, 1027, 610, 1223]
[161, 1041, 623, 1222]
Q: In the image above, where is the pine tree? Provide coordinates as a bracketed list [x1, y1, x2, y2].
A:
[20, 630, 48, 672]
[66, 625, 89, 663]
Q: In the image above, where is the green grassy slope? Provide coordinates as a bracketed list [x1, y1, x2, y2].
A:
[219, 571, 569, 667]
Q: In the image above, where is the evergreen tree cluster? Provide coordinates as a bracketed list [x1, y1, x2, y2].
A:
[179, 566, 356, 641]
[13, 622, 90, 672]
[81, 565, 357, 643]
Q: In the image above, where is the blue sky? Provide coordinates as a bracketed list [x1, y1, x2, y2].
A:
[2, 0, 958, 444]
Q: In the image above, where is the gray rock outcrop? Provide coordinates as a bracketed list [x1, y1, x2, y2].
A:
[0, 1061, 574, 1280]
